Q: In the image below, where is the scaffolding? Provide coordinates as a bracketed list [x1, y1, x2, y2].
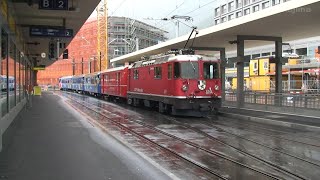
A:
[96, 0, 108, 70]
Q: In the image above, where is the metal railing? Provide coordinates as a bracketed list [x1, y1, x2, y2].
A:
[225, 92, 320, 110]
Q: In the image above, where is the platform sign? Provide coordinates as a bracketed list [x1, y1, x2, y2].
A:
[39, 0, 68, 10]
[30, 26, 73, 38]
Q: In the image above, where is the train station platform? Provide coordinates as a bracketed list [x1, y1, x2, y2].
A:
[0, 92, 170, 180]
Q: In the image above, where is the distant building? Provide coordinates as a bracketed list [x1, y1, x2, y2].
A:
[214, 0, 291, 25]
[108, 16, 168, 66]
[37, 17, 168, 85]
[212, 0, 320, 68]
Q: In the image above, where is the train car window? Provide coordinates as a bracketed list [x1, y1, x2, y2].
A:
[154, 66, 162, 79]
[204, 62, 219, 79]
[180, 62, 199, 79]
[134, 69, 139, 79]
[168, 64, 172, 79]
[91, 77, 95, 84]
[96, 75, 100, 84]
[174, 62, 180, 78]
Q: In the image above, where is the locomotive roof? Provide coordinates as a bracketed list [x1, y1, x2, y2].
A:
[130, 54, 219, 69]
[84, 72, 100, 77]
[100, 65, 130, 73]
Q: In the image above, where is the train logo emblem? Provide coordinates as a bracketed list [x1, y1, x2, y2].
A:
[198, 80, 206, 90]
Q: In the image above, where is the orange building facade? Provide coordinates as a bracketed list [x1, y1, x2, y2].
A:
[37, 19, 99, 86]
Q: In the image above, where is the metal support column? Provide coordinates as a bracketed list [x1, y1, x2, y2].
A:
[237, 37, 245, 108]
[275, 40, 283, 106]
[220, 49, 226, 101]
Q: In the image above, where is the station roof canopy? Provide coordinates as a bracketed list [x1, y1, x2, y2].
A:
[111, 0, 320, 65]
[9, 0, 100, 65]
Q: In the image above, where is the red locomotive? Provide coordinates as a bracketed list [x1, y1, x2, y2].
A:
[101, 49, 221, 117]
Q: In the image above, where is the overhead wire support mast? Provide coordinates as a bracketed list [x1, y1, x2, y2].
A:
[160, 15, 193, 38]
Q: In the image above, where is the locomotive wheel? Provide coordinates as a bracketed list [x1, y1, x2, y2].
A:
[159, 102, 171, 114]
[133, 98, 141, 107]
[127, 98, 132, 105]
[212, 108, 220, 115]
[158, 102, 165, 113]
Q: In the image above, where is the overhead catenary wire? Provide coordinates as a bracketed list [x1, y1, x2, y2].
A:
[109, 0, 128, 16]
[156, 0, 218, 30]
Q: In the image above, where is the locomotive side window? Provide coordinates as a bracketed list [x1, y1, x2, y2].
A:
[168, 64, 172, 79]
[174, 62, 180, 78]
[203, 62, 219, 79]
[154, 66, 162, 79]
[134, 69, 139, 79]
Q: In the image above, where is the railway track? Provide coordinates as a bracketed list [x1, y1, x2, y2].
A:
[160, 115, 320, 167]
[210, 115, 320, 147]
[62, 92, 305, 180]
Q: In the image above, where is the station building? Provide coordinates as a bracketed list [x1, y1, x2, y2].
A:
[0, 0, 32, 122]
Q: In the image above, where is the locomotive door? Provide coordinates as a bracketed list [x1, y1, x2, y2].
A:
[167, 63, 174, 96]
[117, 72, 120, 95]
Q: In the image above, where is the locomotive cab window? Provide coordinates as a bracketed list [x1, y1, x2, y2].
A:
[180, 62, 199, 79]
[174, 62, 180, 78]
[203, 62, 219, 79]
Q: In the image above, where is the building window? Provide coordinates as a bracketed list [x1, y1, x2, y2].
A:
[215, 19, 220, 25]
[244, 8, 250, 15]
[253, 5, 259, 12]
[263, 62, 268, 69]
[244, 0, 250, 6]
[228, 14, 235, 20]
[133, 69, 139, 79]
[221, 17, 227, 23]
[215, 7, 220, 17]
[272, 0, 280, 5]
[236, 11, 242, 18]
[253, 62, 258, 70]
[262, 1, 270, 9]
[228, 1, 235, 11]
[222, 4, 227, 14]
[236, 0, 242, 8]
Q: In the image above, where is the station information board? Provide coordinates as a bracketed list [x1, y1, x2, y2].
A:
[39, 0, 68, 10]
[30, 26, 73, 38]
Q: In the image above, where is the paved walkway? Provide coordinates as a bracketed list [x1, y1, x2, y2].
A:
[0, 92, 170, 180]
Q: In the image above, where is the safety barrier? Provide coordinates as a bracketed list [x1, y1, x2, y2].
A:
[224, 92, 320, 110]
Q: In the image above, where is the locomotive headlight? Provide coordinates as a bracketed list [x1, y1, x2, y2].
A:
[214, 85, 220, 91]
[182, 84, 188, 92]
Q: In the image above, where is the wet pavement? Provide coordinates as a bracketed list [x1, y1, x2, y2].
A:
[59, 91, 320, 180]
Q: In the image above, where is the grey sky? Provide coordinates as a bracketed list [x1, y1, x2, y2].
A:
[105, 0, 220, 39]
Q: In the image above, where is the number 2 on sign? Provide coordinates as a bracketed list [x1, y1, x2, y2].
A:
[58, 0, 64, 8]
